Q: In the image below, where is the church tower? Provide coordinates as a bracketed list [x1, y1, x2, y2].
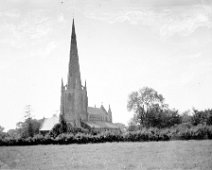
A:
[60, 19, 88, 127]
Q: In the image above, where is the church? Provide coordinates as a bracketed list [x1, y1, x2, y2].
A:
[40, 20, 120, 132]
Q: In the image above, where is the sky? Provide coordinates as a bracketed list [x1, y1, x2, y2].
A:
[0, 0, 212, 130]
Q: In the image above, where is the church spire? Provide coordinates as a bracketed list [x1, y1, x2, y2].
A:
[67, 19, 82, 89]
[60, 78, 65, 115]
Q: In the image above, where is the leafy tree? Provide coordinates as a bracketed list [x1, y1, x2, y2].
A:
[160, 109, 181, 128]
[12, 105, 44, 138]
[143, 106, 181, 128]
[7, 129, 21, 138]
[127, 87, 167, 127]
[25, 105, 34, 137]
[207, 109, 212, 125]
[192, 108, 212, 126]
[49, 114, 68, 137]
[127, 87, 182, 129]
[0, 125, 4, 133]
[15, 119, 41, 138]
[181, 110, 192, 124]
[0, 125, 6, 138]
[127, 115, 140, 131]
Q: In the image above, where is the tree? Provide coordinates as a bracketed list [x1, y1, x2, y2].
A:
[24, 105, 34, 137]
[207, 109, 212, 125]
[0, 125, 6, 138]
[0, 125, 4, 133]
[15, 118, 43, 138]
[7, 129, 20, 138]
[181, 110, 192, 124]
[127, 87, 167, 127]
[127, 114, 140, 131]
[192, 108, 212, 126]
[13, 105, 44, 138]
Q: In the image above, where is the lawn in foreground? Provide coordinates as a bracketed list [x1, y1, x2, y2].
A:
[0, 140, 212, 170]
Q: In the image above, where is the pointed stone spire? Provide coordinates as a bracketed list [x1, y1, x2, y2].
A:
[60, 78, 65, 115]
[67, 19, 82, 89]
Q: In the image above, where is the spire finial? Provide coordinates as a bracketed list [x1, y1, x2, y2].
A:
[72, 18, 75, 29]
[67, 19, 82, 89]
[71, 18, 76, 40]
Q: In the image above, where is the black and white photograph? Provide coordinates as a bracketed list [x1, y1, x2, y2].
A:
[0, 0, 212, 169]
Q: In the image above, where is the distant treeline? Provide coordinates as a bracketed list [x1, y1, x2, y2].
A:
[128, 108, 212, 131]
[127, 87, 212, 131]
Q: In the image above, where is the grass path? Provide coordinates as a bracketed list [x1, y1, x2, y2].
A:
[0, 140, 212, 170]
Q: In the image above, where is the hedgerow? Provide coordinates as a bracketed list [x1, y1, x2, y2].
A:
[0, 125, 212, 146]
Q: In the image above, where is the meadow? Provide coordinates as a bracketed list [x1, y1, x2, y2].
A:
[0, 140, 212, 170]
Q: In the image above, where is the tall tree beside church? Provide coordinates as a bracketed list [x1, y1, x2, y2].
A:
[14, 105, 43, 138]
[24, 105, 34, 137]
[0, 125, 4, 133]
[127, 87, 167, 127]
[0, 125, 6, 138]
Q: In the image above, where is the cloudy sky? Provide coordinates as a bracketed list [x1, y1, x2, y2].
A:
[0, 0, 212, 130]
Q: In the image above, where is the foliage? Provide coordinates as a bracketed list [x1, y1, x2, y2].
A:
[181, 110, 192, 124]
[0, 125, 4, 132]
[0, 125, 6, 139]
[127, 87, 182, 128]
[127, 87, 181, 128]
[7, 105, 44, 138]
[7, 129, 21, 138]
[175, 124, 208, 140]
[144, 107, 181, 128]
[207, 126, 212, 139]
[127, 114, 141, 131]
[127, 87, 167, 127]
[127, 87, 212, 130]
[59, 114, 68, 132]
[49, 120, 89, 138]
[15, 118, 43, 138]
[1, 125, 212, 146]
[192, 108, 212, 126]
[49, 123, 63, 137]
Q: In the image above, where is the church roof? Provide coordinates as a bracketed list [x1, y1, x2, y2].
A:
[83, 121, 120, 129]
[88, 106, 107, 116]
[40, 115, 59, 131]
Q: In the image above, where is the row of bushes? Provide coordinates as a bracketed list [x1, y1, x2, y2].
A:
[0, 125, 212, 146]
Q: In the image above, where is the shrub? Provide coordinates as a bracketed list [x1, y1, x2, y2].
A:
[0, 125, 211, 146]
[176, 125, 207, 140]
[206, 126, 212, 139]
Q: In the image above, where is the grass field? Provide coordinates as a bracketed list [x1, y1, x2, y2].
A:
[0, 140, 212, 170]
